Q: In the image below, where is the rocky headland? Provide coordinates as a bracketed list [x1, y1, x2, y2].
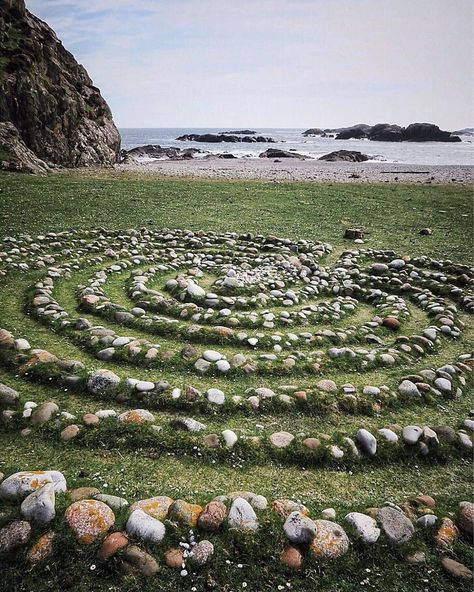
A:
[0, 0, 120, 173]
[303, 123, 462, 142]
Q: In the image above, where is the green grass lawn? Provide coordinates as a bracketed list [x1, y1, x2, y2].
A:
[0, 170, 472, 592]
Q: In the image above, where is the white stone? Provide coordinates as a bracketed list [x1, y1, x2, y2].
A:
[345, 512, 380, 544]
[126, 509, 166, 543]
[20, 483, 55, 524]
[228, 498, 258, 530]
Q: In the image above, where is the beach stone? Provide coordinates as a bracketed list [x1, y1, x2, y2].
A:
[14, 338, 31, 351]
[94, 494, 129, 510]
[0, 384, 19, 405]
[458, 501, 474, 538]
[222, 429, 238, 447]
[0, 470, 66, 500]
[27, 531, 55, 562]
[69, 487, 100, 502]
[310, 520, 349, 559]
[441, 557, 473, 580]
[135, 381, 155, 392]
[435, 517, 459, 549]
[97, 532, 128, 561]
[126, 509, 166, 543]
[345, 512, 380, 544]
[164, 547, 184, 569]
[272, 499, 310, 518]
[0, 520, 31, 554]
[377, 506, 414, 545]
[378, 428, 398, 443]
[416, 514, 437, 528]
[21, 483, 55, 524]
[189, 540, 214, 565]
[206, 388, 225, 405]
[31, 402, 59, 425]
[269, 431, 294, 448]
[60, 424, 80, 441]
[203, 350, 222, 362]
[87, 369, 120, 394]
[198, 500, 227, 532]
[83, 413, 100, 426]
[129, 496, 173, 520]
[122, 545, 159, 577]
[405, 551, 426, 564]
[414, 494, 435, 508]
[302, 437, 320, 449]
[434, 377, 451, 392]
[65, 499, 115, 544]
[402, 425, 423, 445]
[383, 317, 400, 330]
[283, 511, 316, 543]
[280, 546, 303, 570]
[316, 379, 337, 392]
[168, 500, 202, 527]
[228, 497, 258, 530]
[356, 429, 377, 456]
[398, 380, 421, 397]
[170, 417, 206, 432]
[118, 409, 155, 424]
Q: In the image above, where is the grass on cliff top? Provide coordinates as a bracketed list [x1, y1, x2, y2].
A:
[0, 170, 472, 592]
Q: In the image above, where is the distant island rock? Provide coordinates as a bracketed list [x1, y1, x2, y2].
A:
[222, 130, 257, 135]
[259, 148, 309, 159]
[452, 128, 474, 136]
[0, 0, 120, 173]
[176, 133, 275, 143]
[303, 122, 461, 142]
[318, 150, 371, 162]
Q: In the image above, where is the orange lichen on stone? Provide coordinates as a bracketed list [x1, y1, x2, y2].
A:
[129, 496, 173, 520]
[168, 500, 203, 527]
[435, 517, 459, 550]
[27, 531, 55, 563]
[65, 499, 115, 544]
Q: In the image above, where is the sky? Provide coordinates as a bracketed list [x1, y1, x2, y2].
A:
[27, 0, 474, 129]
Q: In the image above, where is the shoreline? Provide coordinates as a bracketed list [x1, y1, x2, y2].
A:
[114, 158, 474, 184]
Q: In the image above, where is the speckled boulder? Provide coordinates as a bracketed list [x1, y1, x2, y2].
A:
[309, 520, 349, 559]
[118, 409, 155, 424]
[198, 500, 227, 532]
[129, 496, 173, 521]
[65, 499, 115, 544]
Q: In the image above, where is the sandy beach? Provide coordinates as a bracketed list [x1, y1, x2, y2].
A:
[117, 158, 474, 184]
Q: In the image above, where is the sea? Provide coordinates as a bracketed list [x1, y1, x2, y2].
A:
[119, 128, 474, 166]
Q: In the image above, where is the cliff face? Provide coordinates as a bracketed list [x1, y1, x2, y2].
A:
[0, 0, 120, 171]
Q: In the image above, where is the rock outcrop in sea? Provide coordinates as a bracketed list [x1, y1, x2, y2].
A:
[303, 123, 462, 142]
[0, 0, 120, 173]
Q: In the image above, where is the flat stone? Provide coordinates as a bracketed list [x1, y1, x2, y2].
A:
[97, 532, 129, 561]
[118, 409, 155, 424]
[402, 425, 423, 445]
[26, 531, 55, 563]
[316, 379, 337, 392]
[87, 369, 120, 394]
[94, 494, 129, 510]
[69, 487, 100, 502]
[269, 431, 294, 448]
[441, 557, 473, 580]
[60, 424, 80, 441]
[122, 545, 159, 577]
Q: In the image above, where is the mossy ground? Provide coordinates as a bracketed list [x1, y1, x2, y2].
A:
[0, 170, 472, 592]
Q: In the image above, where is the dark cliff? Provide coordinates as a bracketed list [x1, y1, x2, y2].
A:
[0, 0, 120, 172]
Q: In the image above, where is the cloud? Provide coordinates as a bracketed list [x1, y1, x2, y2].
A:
[26, 0, 474, 128]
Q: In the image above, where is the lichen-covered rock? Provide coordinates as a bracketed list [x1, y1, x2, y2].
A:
[65, 499, 115, 544]
[87, 369, 120, 394]
[435, 517, 459, 550]
[0, 1, 120, 172]
[0, 520, 31, 554]
[0, 470, 66, 500]
[198, 500, 227, 532]
[26, 531, 55, 562]
[168, 500, 202, 527]
[129, 496, 173, 521]
[118, 409, 155, 424]
[309, 520, 349, 559]
[457, 501, 474, 539]
[188, 540, 214, 565]
[126, 509, 166, 543]
[272, 499, 310, 518]
[20, 482, 55, 524]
